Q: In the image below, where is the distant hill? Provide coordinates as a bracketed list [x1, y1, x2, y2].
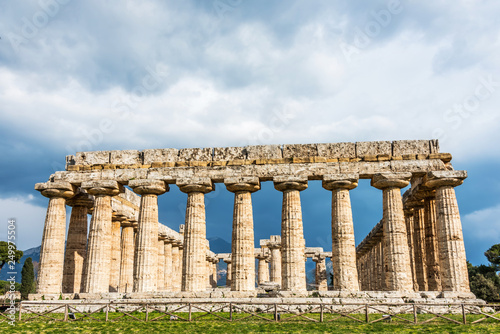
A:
[0, 245, 40, 283]
[207, 237, 231, 254]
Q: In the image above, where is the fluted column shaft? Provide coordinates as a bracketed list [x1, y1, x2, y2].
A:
[405, 211, 418, 291]
[424, 197, 442, 291]
[119, 223, 135, 293]
[257, 256, 270, 285]
[35, 181, 75, 294]
[313, 256, 328, 291]
[157, 238, 166, 290]
[274, 177, 307, 291]
[412, 205, 428, 291]
[109, 217, 122, 292]
[171, 245, 181, 291]
[323, 174, 359, 291]
[62, 193, 92, 294]
[269, 247, 282, 285]
[372, 173, 413, 291]
[130, 180, 168, 293]
[164, 240, 173, 291]
[224, 260, 232, 287]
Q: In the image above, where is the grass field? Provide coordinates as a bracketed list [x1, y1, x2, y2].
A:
[1, 311, 499, 333]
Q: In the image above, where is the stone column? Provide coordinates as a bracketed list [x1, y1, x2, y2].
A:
[268, 236, 282, 286]
[163, 238, 174, 291]
[224, 257, 232, 287]
[212, 259, 218, 288]
[404, 208, 418, 291]
[81, 180, 122, 293]
[157, 236, 166, 291]
[129, 179, 168, 293]
[177, 178, 213, 292]
[313, 254, 328, 291]
[256, 253, 270, 285]
[274, 176, 308, 291]
[423, 171, 470, 293]
[119, 220, 135, 293]
[109, 213, 124, 292]
[408, 200, 427, 291]
[35, 181, 76, 295]
[372, 173, 413, 292]
[178, 244, 184, 290]
[420, 191, 442, 291]
[171, 242, 181, 292]
[322, 173, 360, 291]
[225, 177, 260, 292]
[62, 191, 93, 294]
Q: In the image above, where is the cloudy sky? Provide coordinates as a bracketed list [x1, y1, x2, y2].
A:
[0, 0, 499, 265]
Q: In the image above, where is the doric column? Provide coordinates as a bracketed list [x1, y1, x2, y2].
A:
[129, 179, 168, 293]
[223, 257, 232, 287]
[256, 253, 270, 285]
[322, 173, 359, 291]
[81, 180, 122, 293]
[408, 200, 427, 291]
[35, 181, 76, 294]
[423, 171, 470, 292]
[119, 220, 135, 293]
[313, 254, 328, 291]
[212, 259, 218, 288]
[62, 191, 93, 294]
[268, 236, 282, 286]
[419, 190, 442, 291]
[404, 208, 418, 291]
[157, 236, 166, 291]
[225, 177, 260, 291]
[163, 238, 173, 291]
[372, 173, 413, 291]
[109, 213, 124, 292]
[177, 178, 213, 292]
[171, 242, 182, 291]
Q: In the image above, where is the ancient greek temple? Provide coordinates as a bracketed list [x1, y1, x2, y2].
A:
[32, 140, 474, 300]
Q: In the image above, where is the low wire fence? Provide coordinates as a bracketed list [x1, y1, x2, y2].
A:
[1, 301, 499, 325]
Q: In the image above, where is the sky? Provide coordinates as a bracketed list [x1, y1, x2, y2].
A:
[0, 0, 499, 266]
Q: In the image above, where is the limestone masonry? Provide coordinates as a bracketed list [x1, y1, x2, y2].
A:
[32, 140, 475, 300]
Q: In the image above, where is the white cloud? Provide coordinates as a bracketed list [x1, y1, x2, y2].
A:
[462, 204, 500, 243]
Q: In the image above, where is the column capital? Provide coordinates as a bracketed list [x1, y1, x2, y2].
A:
[422, 170, 467, 189]
[35, 181, 76, 199]
[223, 257, 232, 264]
[129, 179, 168, 195]
[273, 175, 308, 192]
[81, 180, 123, 196]
[322, 173, 359, 191]
[66, 190, 94, 207]
[371, 172, 412, 190]
[405, 198, 424, 209]
[312, 254, 326, 262]
[176, 177, 214, 193]
[224, 177, 260, 193]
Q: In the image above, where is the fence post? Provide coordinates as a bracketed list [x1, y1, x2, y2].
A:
[145, 304, 149, 322]
[462, 304, 466, 324]
[105, 303, 109, 322]
[188, 303, 192, 322]
[17, 301, 22, 322]
[274, 303, 278, 322]
[229, 302, 233, 321]
[365, 304, 369, 323]
[320, 304, 324, 323]
[64, 304, 68, 322]
[413, 304, 417, 324]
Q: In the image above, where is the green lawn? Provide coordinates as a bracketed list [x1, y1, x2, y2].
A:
[1, 311, 499, 333]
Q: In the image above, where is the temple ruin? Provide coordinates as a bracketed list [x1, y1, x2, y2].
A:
[32, 140, 476, 301]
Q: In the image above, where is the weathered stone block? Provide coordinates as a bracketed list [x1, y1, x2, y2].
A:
[283, 144, 318, 158]
[143, 148, 179, 164]
[356, 141, 392, 158]
[74, 151, 111, 165]
[429, 139, 440, 153]
[317, 142, 356, 159]
[245, 145, 282, 159]
[213, 146, 246, 161]
[178, 147, 212, 161]
[392, 140, 431, 156]
[110, 150, 141, 165]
